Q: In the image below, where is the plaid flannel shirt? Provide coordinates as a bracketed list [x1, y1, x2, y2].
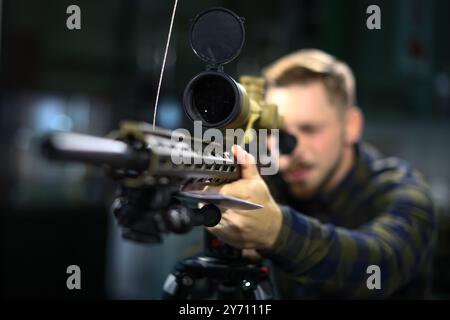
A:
[260, 142, 437, 299]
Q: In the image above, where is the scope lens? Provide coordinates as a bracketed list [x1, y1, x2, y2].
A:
[190, 74, 236, 125]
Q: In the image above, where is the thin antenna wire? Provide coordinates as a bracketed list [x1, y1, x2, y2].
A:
[153, 0, 179, 129]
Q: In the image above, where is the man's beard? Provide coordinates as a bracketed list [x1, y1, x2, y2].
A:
[286, 146, 345, 200]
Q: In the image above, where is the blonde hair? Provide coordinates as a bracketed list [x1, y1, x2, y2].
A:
[263, 49, 356, 109]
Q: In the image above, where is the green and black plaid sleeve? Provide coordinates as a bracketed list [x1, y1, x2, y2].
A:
[260, 144, 437, 299]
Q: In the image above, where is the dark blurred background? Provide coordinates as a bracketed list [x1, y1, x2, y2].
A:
[1, 0, 449, 299]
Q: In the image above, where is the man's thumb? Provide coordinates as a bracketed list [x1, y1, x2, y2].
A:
[232, 145, 259, 179]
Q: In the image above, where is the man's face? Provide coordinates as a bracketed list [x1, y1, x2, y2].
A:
[267, 82, 347, 199]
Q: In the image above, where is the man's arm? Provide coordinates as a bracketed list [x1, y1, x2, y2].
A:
[258, 183, 436, 298]
[205, 145, 436, 298]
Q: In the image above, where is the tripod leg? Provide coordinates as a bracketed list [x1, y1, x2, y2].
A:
[161, 272, 195, 300]
[253, 279, 274, 300]
[238, 278, 274, 300]
[216, 283, 240, 300]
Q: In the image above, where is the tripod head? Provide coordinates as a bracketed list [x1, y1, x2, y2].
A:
[162, 230, 273, 300]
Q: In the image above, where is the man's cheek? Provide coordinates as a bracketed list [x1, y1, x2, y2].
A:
[314, 133, 335, 159]
[278, 155, 290, 171]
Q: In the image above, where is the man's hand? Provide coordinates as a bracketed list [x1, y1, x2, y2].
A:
[204, 145, 283, 250]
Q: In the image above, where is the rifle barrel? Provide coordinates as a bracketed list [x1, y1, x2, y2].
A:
[41, 132, 150, 170]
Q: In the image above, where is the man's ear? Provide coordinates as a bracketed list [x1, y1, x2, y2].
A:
[345, 106, 364, 144]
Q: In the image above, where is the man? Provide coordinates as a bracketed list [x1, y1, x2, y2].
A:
[205, 49, 437, 299]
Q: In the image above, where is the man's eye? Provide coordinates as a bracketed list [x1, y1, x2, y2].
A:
[301, 126, 320, 134]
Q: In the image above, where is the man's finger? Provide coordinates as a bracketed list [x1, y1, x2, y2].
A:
[182, 184, 206, 191]
[203, 184, 224, 193]
[233, 145, 259, 179]
[204, 183, 244, 199]
[242, 249, 263, 262]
